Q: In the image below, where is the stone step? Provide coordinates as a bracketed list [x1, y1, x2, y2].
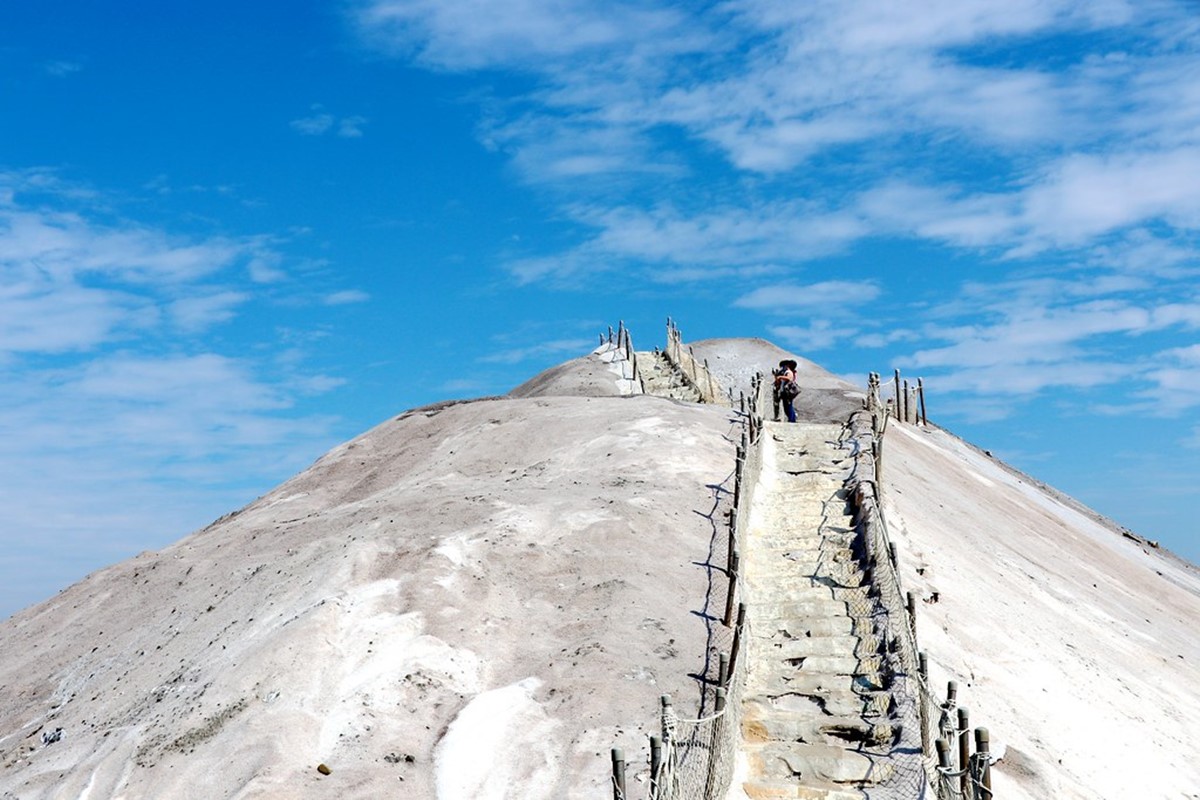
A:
[744, 670, 890, 705]
[744, 741, 895, 785]
[740, 780, 865, 800]
[746, 597, 850, 618]
[742, 706, 901, 749]
[743, 559, 866, 584]
[764, 633, 884, 661]
[747, 685, 893, 720]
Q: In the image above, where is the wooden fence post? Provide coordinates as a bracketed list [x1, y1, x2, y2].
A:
[957, 708, 970, 796]
[718, 652, 730, 688]
[727, 603, 746, 676]
[611, 748, 626, 800]
[649, 735, 662, 799]
[975, 728, 992, 800]
[906, 591, 917, 637]
[723, 552, 739, 626]
[918, 377, 927, 425]
[935, 737, 951, 782]
[894, 369, 902, 420]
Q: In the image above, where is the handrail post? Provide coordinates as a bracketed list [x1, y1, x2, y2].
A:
[957, 708, 970, 796]
[611, 748, 626, 800]
[975, 728, 992, 800]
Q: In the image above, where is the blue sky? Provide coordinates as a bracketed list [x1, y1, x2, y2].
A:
[2, 0, 1198, 617]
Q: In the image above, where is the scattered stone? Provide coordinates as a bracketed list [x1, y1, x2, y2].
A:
[317, 763, 331, 775]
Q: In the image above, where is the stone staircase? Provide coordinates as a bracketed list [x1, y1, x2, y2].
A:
[737, 422, 896, 799]
[638, 350, 704, 403]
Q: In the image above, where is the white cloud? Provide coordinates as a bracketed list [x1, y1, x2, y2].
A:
[479, 337, 596, 364]
[735, 281, 881, 312]
[169, 291, 249, 331]
[291, 112, 335, 135]
[354, 0, 702, 71]
[45, 60, 83, 77]
[769, 320, 852, 352]
[323, 289, 371, 305]
[292, 107, 369, 138]
[0, 175, 351, 616]
[1018, 148, 1200, 247]
[338, 115, 369, 138]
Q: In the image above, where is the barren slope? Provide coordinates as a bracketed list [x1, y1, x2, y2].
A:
[0, 391, 738, 799]
[882, 421, 1200, 800]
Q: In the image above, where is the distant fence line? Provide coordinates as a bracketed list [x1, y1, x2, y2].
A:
[858, 376, 997, 799]
[868, 368, 928, 427]
[663, 318, 726, 405]
[609, 369, 766, 800]
[596, 319, 727, 405]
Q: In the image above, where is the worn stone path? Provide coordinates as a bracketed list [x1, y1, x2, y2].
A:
[737, 422, 896, 799]
[638, 350, 704, 403]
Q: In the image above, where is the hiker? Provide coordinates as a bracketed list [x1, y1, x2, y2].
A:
[773, 359, 799, 423]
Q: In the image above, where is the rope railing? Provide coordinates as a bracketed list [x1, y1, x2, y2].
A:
[868, 369, 928, 426]
[609, 364, 766, 799]
[849, 396, 997, 800]
[663, 317, 726, 405]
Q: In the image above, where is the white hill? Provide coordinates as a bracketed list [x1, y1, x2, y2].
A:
[0, 336, 1196, 800]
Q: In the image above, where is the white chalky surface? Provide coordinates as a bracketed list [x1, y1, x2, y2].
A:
[1, 338, 1196, 800]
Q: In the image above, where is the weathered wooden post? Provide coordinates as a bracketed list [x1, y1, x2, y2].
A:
[935, 737, 951, 777]
[906, 591, 917, 637]
[888, 542, 897, 567]
[718, 652, 730, 688]
[723, 552, 739, 626]
[660, 694, 673, 743]
[894, 368, 902, 420]
[704, 358, 715, 400]
[727, 508, 738, 572]
[727, 603, 746, 676]
[946, 680, 958, 707]
[609, 325, 614, 344]
[918, 651, 928, 679]
[975, 728, 992, 799]
[611, 748, 626, 800]
[957, 708, 970, 795]
[918, 377, 927, 425]
[649, 735, 662, 799]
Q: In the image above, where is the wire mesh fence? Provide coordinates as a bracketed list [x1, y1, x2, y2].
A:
[610, 362, 994, 800]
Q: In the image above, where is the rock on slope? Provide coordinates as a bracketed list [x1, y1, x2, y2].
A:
[0, 353, 742, 799]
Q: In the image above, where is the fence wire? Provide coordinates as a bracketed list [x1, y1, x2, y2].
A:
[615, 366, 993, 800]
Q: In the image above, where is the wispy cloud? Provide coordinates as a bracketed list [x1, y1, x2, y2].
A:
[291, 112, 335, 135]
[479, 337, 596, 365]
[291, 105, 368, 137]
[735, 281, 881, 312]
[0, 172, 358, 612]
[45, 60, 83, 77]
[351, 0, 1200, 480]
[323, 289, 370, 305]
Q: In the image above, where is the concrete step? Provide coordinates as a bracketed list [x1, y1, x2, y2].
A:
[740, 781, 864, 800]
[744, 669, 889, 704]
[742, 706, 900, 749]
[745, 741, 894, 785]
[748, 685, 893, 720]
